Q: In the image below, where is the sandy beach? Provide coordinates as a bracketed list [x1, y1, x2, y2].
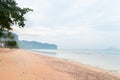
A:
[0, 48, 120, 80]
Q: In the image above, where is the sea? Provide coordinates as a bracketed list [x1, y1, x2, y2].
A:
[29, 49, 120, 74]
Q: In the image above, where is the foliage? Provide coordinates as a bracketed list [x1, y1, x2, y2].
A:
[0, 0, 33, 48]
[5, 40, 18, 48]
[0, 30, 18, 48]
[0, 30, 14, 39]
[0, 0, 33, 31]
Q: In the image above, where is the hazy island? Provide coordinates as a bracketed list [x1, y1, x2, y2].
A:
[13, 34, 57, 49]
[18, 40, 57, 49]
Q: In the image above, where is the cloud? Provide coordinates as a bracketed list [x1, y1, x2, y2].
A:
[14, 25, 120, 50]
[14, 0, 120, 50]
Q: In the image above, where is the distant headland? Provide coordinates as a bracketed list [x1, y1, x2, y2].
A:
[18, 40, 57, 49]
[14, 34, 57, 49]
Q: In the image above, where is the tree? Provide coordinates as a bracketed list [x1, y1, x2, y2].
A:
[0, 0, 33, 48]
[0, 30, 18, 48]
[6, 40, 18, 48]
[0, 0, 33, 31]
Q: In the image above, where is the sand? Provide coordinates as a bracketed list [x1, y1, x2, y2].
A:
[0, 48, 120, 80]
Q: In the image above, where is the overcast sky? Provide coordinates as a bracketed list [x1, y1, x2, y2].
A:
[14, 0, 120, 50]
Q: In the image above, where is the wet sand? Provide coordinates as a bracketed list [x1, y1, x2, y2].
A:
[0, 48, 120, 80]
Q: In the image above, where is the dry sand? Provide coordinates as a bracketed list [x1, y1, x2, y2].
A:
[0, 48, 120, 80]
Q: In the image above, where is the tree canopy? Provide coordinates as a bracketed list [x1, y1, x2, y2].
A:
[0, 0, 33, 48]
[0, 0, 33, 31]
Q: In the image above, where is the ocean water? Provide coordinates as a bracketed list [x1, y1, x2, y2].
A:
[30, 49, 120, 73]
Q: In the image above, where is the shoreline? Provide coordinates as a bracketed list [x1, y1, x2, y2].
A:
[0, 48, 120, 80]
[33, 51, 120, 78]
[31, 49, 120, 74]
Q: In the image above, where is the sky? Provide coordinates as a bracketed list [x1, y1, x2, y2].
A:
[14, 0, 120, 50]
